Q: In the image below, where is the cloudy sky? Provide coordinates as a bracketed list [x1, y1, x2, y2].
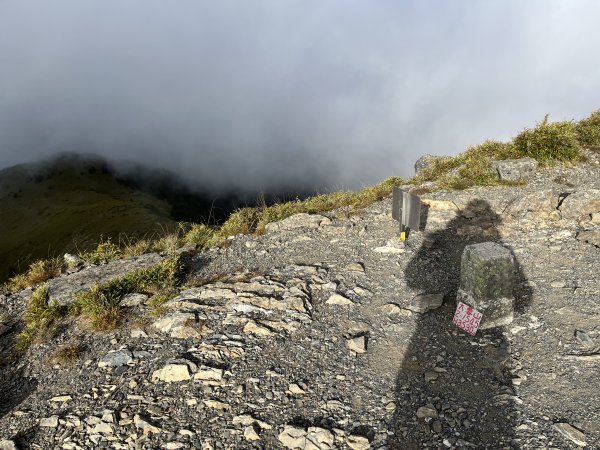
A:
[1, 0, 599, 193]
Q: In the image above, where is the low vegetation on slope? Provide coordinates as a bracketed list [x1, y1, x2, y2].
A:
[16, 257, 182, 350]
[412, 111, 599, 189]
[0, 154, 177, 283]
[3, 109, 600, 296]
[185, 176, 404, 249]
[185, 110, 600, 247]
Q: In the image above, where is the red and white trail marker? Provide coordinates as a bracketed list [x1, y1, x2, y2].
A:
[452, 301, 483, 336]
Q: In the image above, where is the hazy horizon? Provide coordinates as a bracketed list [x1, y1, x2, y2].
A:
[1, 1, 600, 193]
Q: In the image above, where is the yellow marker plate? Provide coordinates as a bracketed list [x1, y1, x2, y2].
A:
[400, 231, 406, 241]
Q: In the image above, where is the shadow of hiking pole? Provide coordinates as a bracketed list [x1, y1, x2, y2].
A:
[389, 199, 532, 449]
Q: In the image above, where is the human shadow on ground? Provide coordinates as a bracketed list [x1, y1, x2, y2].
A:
[389, 199, 532, 449]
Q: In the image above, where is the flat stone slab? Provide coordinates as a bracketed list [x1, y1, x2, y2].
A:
[98, 348, 133, 368]
[554, 423, 587, 447]
[47, 253, 165, 306]
[264, 213, 331, 233]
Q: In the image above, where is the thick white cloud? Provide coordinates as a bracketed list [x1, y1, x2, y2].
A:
[0, 0, 599, 192]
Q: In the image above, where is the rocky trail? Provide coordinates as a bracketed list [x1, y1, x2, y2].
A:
[1, 156, 599, 449]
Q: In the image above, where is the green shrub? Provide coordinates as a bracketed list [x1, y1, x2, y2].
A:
[16, 284, 67, 350]
[2, 258, 64, 294]
[410, 156, 463, 185]
[512, 116, 581, 163]
[73, 257, 182, 330]
[576, 109, 600, 146]
[80, 238, 122, 265]
[410, 140, 516, 190]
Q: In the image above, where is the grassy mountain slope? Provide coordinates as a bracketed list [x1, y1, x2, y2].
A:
[0, 154, 177, 281]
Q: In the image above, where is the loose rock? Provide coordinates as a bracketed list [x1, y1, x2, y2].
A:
[325, 293, 354, 306]
[405, 293, 444, 313]
[152, 363, 192, 382]
[134, 414, 161, 434]
[416, 406, 438, 420]
[347, 335, 367, 354]
[554, 423, 587, 447]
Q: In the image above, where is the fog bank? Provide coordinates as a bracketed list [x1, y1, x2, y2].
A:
[1, 1, 600, 192]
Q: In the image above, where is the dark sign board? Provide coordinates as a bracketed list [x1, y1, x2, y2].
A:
[392, 187, 421, 232]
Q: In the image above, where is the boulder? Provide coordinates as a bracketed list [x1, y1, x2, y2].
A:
[134, 414, 161, 434]
[456, 242, 516, 329]
[553, 423, 587, 447]
[120, 293, 148, 307]
[153, 311, 205, 338]
[347, 335, 367, 354]
[325, 293, 354, 306]
[346, 435, 370, 450]
[152, 362, 194, 382]
[414, 154, 442, 174]
[559, 189, 600, 221]
[491, 158, 538, 181]
[505, 189, 558, 220]
[278, 426, 334, 449]
[64, 253, 83, 271]
[416, 406, 438, 419]
[278, 426, 307, 449]
[0, 440, 18, 450]
[577, 230, 600, 248]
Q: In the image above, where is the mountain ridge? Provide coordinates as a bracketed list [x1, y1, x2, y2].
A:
[1, 150, 599, 448]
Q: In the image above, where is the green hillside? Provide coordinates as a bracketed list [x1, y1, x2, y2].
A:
[0, 154, 177, 281]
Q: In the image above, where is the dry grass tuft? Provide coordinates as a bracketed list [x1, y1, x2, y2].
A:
[184, 176, 405, 250]
[16, 284, 68, 351]
[53, 343, 85, 364]
[79, 238, 122, 265]
[2, 258, 64, 294]
[121, 238, 153, 258]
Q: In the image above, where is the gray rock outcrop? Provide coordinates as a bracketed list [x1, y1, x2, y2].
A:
[559, 189, 600, 221]
[48, 253, 165, 306]
[491, 157, 538, 181]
